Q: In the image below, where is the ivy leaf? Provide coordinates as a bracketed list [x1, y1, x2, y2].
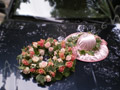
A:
[36, 74, 45, 85]
[18, 66, 24, 70]
[79, 50, 86, 55]
[28, 59, 32, 64]
[87, 51, 94, 56]
[63, 68, 70, 77]
[17, 55, 22, 60]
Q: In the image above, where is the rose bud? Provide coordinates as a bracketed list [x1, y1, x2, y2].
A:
[66, 55, 71, 61]
[61, 41, 66, 48]
[58, 66, 65, 73]
[39, 61, 47, 68]
[39, 49, 45, 56]
[22, 59, 29, 65]
[45, 42, 51, 48]
[53, 56, 57, 61]
[57, 58, 63, 62]
[65, 61, 73, 68]
[23, 67, 30, 74]
[50, 72, 56, 77]
[39, 56, 43, 60]
[49, 47, 54, 52]
[32, 56, 39, 63]
[37, 69, 45, 74]
[37, 39, 45, 47]
[53, 39, 57, 42]
[45, 75, 51, 82]
[30, 68, 36, 73]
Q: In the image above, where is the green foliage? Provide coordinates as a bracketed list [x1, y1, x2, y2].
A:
[36, 74, 45, 85]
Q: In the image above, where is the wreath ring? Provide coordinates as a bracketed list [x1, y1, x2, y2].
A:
[17, 38, 76, 85]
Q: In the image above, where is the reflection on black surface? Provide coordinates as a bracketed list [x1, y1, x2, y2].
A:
[13, 0, 105, 18]
[0, 21, 120, 90]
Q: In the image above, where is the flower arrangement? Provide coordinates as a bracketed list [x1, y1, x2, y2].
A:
[17, 38, 76, 85]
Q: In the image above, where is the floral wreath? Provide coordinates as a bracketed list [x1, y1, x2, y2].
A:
[17, 38, 76, 85]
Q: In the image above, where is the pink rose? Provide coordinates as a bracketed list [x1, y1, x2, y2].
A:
[66, 55, 71, 61]
[49, 47, 54, 52]
[45, 42, 51, 48]
[23, 67, 30, 74]
[60, 48, 65, 53]
[45, 75, 51, 82]
[32, 42, 38, 48]
[39, 49, 45, 56]
[39, 61, 47, 68]
[32, 56, 39, 62]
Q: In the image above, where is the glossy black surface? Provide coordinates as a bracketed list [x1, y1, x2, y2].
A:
[0, 21, 120, 90]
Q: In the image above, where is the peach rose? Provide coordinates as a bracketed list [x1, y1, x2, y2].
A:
[53, 56, 57, 60]
[32, 42, 38, 48]
[45, 42, 51, 48]
[32, 56, 39, 62]
[54, 51, 57, 55]
[39, 61, 48, 68]
[29, 47, 34, 52]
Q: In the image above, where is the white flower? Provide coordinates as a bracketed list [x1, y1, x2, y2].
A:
[29, 47, 34, 52]
[23, 67, 30, 74]
[39, 56, 43, 60]
[32, 56, 39, 62]
[53, 56, 57, 60]
[39, 61, 48, 68]
[30, 64, 36, 68]
[45, 75, 51, 82]
[57, 58, 63, 62]
[60, 48, 66, 53]
[39, 49, 45, 56]
[66, 55, 71, 61]
[32, 42, 38, 48]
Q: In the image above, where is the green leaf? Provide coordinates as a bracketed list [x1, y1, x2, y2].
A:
[36, 74, 45, 85]
[63, 68, 70, 77]
[55, 72, 63, 80]
[18, 66, 24, 70]
[17, 55, 22, 60]
[87, 51, 94, 56]
[28, 59, 32, 64]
